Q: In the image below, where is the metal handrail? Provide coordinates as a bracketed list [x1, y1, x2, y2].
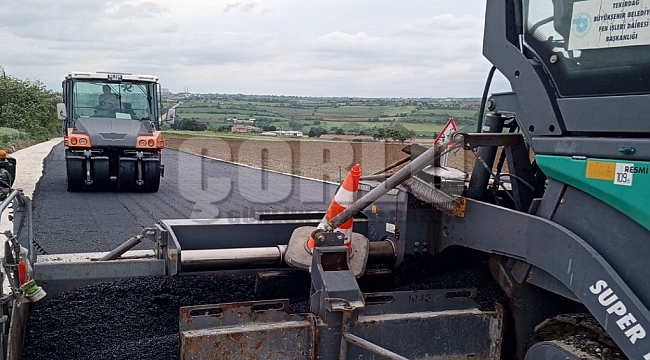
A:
[0, 189, 21, 216]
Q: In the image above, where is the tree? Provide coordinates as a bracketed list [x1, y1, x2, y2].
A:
[0, 67, 60, 142]
[172, 118, 207, 131]
[288, 119, 303, 131]
[373, 127, 387, 141]
[371, 124, 416, 143]
[308, 126, 328, 138]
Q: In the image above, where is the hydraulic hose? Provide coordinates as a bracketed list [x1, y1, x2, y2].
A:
[477, 66, 497, 133]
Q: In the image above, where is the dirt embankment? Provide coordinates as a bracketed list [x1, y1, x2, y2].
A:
[163, 135, 476, 182]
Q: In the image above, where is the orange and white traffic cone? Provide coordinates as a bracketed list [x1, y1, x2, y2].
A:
[307, 164, 361, 253]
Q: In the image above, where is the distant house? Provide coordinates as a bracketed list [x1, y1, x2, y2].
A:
[259, 130, 303, 137]
[233, 118, 255, 124]
[275, 130, 304, 137]
[231, 125, 261, 134]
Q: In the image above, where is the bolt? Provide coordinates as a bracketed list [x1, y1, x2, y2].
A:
[560, 198, 566, 204]
[422, 248, 429, 253]
[487, 99, 495, 111]
[550, 55, 558, 64]
[423, 242, 428, 246]
[414, 242, 420, 246]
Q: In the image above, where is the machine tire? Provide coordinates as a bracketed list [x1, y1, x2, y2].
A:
[91, 158, 111, 191]
[66, 158, 86, 192]
[117, 158, 137, 192]
[0, 168, 12, 189]
[142, 159, 160, 192]
[528, 313, 626, 359]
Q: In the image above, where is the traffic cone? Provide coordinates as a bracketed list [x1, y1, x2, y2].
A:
[307, 164, 361, 253]
[18, 261, 28, 286]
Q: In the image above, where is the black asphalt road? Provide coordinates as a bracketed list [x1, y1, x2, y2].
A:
[24, 143, 342, 359]
[32, 142, 339, 254]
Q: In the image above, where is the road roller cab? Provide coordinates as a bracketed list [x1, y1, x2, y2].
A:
[57, 71, 172, 192]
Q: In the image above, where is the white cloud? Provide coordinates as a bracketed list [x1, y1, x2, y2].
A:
[0, 0, 511, 97]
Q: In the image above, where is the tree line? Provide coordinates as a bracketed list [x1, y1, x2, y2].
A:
[0, 67, 61, 148]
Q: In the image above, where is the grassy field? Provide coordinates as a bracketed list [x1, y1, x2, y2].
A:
[165, 95, 480, 138]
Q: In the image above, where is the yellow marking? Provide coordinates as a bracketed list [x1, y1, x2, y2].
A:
[455, 198, 467, 218]
[371, 204, 377, 214]
[586, 161, 616, 181]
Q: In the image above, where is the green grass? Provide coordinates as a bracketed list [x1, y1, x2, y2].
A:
[411, 109, 477, 117]
[167, 96, 480, 138]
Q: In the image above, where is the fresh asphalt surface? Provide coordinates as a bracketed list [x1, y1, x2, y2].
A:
[32, 142, 339, 254]
[24, 142, 343, 359]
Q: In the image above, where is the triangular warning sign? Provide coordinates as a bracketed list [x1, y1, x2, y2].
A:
[434, 118, 458, 146]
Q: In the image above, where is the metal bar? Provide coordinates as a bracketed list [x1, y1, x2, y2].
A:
[7, 298, 28, 360]
[99, 235, 144, 261]
[342, 333, 409, 360]
[459, 132, 524, 148]
[0, 189, 20, 215]
[34, 259, 166, 299]
[174, 238, 394, 272]
[180, 246, 286, 271]
[360, 174, 394, 181]
[255, 211, 326, 221]
[370, 157, 409, 176]
[85, 156, 92, 185]
[99, 228, 155, 261]
[466, 113, 506, 200]
[339, 309, 353, 360]
[327, 140, 453, 231]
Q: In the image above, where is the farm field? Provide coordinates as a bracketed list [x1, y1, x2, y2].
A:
[164, 94, 481, 138]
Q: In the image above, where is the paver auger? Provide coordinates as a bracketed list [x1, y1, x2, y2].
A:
[2, 0, 650, 358]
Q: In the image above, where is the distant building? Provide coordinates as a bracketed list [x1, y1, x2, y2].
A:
[231, 125, 261, 134]
[232, 118, 255, 124]
[275, 130, 304, 137]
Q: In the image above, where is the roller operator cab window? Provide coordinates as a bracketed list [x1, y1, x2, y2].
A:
[523, 0, 650, 97]
[71, 81, 154, 120]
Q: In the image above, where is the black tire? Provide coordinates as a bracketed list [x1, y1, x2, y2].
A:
[66, 158, 86, 192]
[92, 158, 111, 191]
[142, 160, 161, 192]
[117, 158, 137, 192]
[0, 168, 12, 189]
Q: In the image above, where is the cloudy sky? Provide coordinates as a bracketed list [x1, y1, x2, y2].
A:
[0, 0, 512, 98]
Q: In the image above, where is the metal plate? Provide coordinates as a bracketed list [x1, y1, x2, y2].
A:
[179, 300, 315, 360]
